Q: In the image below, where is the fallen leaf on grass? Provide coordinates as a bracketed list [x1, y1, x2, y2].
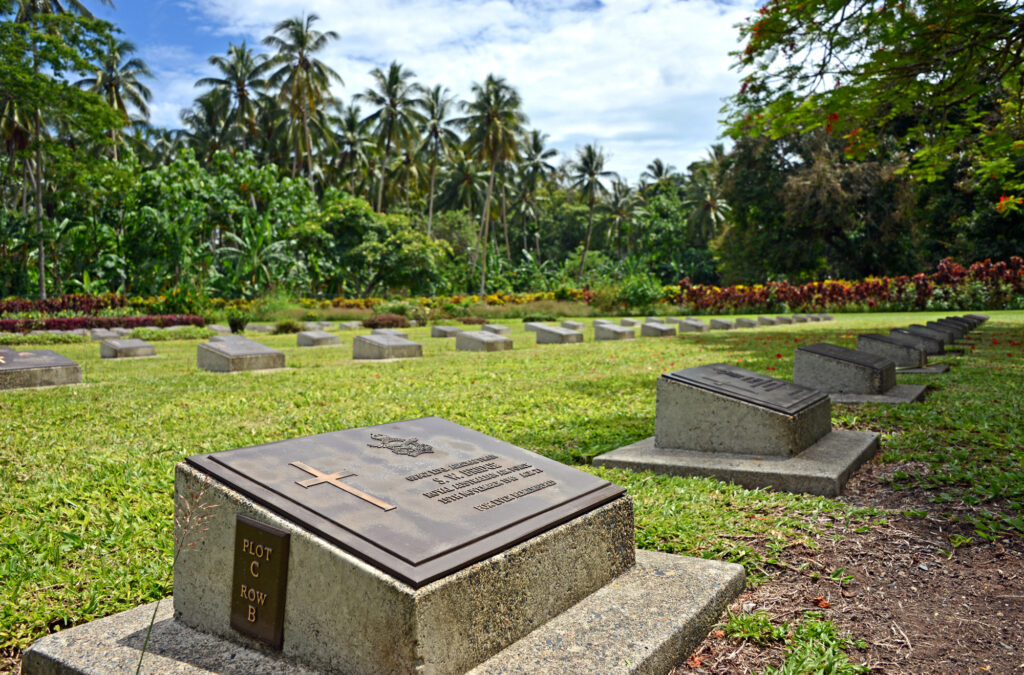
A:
[812, 595, 831, 608]
[712, 630, 725, 639]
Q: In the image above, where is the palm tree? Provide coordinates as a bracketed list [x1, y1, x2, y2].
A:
[180, 89, 230, 162]
[517, 129, 557, 253]
[640, 158, 677, 188]
[568, 143, 616, 278]
[438, 148, 487, 215]
[14, 0, 114, 299]
[417, 85, 460, 235]
[606, 180, 642, 257]
[329, 102, 372, 196]
[74, 38, 153, 160]
[685, 144, 731, 247]
[356, 61, 425, 213]
[453, 74, 527, 294]
[195, 42, 271, 150]
[263, 13, 342, 178]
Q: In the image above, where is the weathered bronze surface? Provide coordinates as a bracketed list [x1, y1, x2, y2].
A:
[188, 417, 625, 588]
[798, 343, 892, 369]
[230, 514, 290, 650]
[662, 363, 826, 415]
[0, 349, 77, 370]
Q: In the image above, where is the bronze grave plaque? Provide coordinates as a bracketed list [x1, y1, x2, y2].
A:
[230, 515, 290, 649]
[188, 417, 625, 588]
[662, 363, 827, 415]
[797, 343, 892, 370]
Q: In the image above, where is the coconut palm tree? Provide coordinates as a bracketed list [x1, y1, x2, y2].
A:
[180, 89, 230, 162]
[453, 74, 527, 294]
[606, 180, 642, 257]
[568, 143, 616, 278]
[417, 85, 460, 235]
[74, 38, 152, 160]
[685, 144, 731, 247]
[262, 13, 342, 179]
[517, 129, 557, 252]
[328, 102, 372, 196]
[438, 148, 487, 215]
[356, 61, 425, 213]
[640, 158, 677, 188]
[195, 42, 271, 150]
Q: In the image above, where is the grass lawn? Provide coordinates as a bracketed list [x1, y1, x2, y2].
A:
[2, 311, 1022, 669]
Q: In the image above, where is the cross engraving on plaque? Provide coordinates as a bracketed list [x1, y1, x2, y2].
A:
[289, 461, 396, 511]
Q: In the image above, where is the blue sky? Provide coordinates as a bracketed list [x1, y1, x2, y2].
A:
[93, 0, 758, 184]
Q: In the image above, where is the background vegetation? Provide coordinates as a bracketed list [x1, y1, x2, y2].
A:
[2, 1, 1022, 305]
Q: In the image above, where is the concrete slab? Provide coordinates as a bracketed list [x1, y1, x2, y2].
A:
[431, 325, 462, 338]
[561, 320, 584, 331]
[481, 324, 510, 335]
[757, 316, 778, 326]
[641, 323, 676, 337]
[0, 349, 82, 390]
[353, 334, 422, 360]
[827, 384, 928, 405]
[594, 429, 879, 497]
[535, 325, 583, 344]
[22, 550, 743, 675]
[100, 339, 157, 359]
[734, 318, 757, 328]
[677, 318, 710, 333]
[455, 331, 513, 351]
[371, 328, 409, 339]
[594, 323, 635, 340]
[620, 318, 640, 327]
[296, 331, 340, 347]
[197, 342, 285, 373]
[709, 319, 734, 330]
[774, 316, 794, 324]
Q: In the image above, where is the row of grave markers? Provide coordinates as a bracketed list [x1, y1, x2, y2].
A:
[19, 313, 988, 674]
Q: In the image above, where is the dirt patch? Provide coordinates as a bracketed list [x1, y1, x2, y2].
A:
[676, 460, 1024, 673]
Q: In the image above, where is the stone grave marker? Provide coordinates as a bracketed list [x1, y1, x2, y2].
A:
[371, 328, 409, 339]
[561, 320, 584, 331]
[431, 325, 462, 338]
[964, 313, 989, 323]
[339, 321, 363, 330]
[90, 327, 118, 341]
[481, 323, 510, 335]
[523, 322, 543, 333]
[775, 315, 794, 324]
[110, 327, 133, 336]
[925, 321, 961, 341]
[297, 331, 340, 347]
[931, 319, 967, 339]
[208, 324, 231, 334]
[856, 334, 929, 369]
[198, 340, 285, 373]
[24, 418, 745, 674]
[595, 323, 635, 340]
[757, 316, 778, 326]
[534, 324, 583, 344]
[791, 314, 809, 323]
[455, 331, 513, 352]
[709, 318, 734, 330]
[734, 318, 757, 328]
[641, 322, 676, 337]
[889, 328, 944, 356]
[594, 364, 879, 496]
[620, 318, 639, 327]
[794, 342, 926, 404]
[100, 338, 156, 359]
[677, 318, 709, 333]
[353, 334, 422, 360]
[248, 324, 273, 333]
[0, 349, 82, 389]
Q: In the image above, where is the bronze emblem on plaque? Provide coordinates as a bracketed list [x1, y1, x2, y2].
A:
[230, 514, 290, 650]
[367, 433, 435, 457]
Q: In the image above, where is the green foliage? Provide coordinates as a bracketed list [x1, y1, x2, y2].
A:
[0, 332, 88, 346]
[272, 319, 304, 334]
[761, 613, 869, 675]
[128, 326, 215, 342]
[723, 611, 789, 646]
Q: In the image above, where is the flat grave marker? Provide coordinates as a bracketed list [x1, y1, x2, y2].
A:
[794, 342, 926, 404]
[455, 331, 513, 352]
[197, 340, 285, 373]
[100, 338, 156, 359]
[534, 324, 583, 344]
[353, 334, 422, 360]
[594, 323, 635, 340]
[0, 349, 82, 389]
[481, 323, 510, 335]
[297, 331, 340, 347]
[430, 325, 462, 338]
[709, 318, 734, 330]
[677, 318, 709, 332]
[595, 364, 879, 496]
[734, 318, 757, 328]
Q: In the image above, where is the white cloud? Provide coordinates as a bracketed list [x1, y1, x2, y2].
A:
[157, 0, 757, 183]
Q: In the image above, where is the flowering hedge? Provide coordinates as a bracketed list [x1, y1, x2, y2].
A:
[676, 258, 1024, 314]
[0, 315, 205, 333]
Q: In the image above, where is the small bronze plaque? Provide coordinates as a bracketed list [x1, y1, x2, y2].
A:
[798, 343, 891, 370]
[662, 363, 827, 415]
[230, 514, 290, 650]
[188, 417, 624, 588]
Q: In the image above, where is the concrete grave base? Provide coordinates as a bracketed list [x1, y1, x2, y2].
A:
[197, 343, 285, 373]
[827, 383, 928, 405]
[353, 334, 422, 360]
[455, 330, 513, 351]
[0, 350, 82, 390]
[593, 429, 879, 497]
[22, 550, 743, 675]
[100, 339, 157, 359]
[296, 331, 340, 347]
[897, 363, 951, 375]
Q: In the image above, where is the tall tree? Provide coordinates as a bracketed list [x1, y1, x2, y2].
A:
[74, 37, 152, 160]
[568, 143, 615, 278]
[417, 84, 460, 235]
[263, 12, 342, 179]
[195, 42, 270, 150]
[685, 144, 730, 248]
[454, 74, 527, 294]
[517, 129, 556, 253]
[356, 61, 424, 213]
[329, 102, 372, 196]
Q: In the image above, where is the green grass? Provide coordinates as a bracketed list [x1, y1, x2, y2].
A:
[1, 310, 1022, 656]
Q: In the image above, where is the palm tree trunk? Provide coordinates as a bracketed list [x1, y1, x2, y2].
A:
[427, 161, 437, 237]
[533, 211, 541, 259]
[479, 165, 497, 295]
[34, 107, 46, 300]
[578, 198, 595, 280]
[376, 138, 392, 213]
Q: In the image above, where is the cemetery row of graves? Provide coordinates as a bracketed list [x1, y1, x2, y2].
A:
[2, 310, 1023, 672]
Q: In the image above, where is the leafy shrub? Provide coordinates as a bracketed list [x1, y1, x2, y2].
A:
[129, 326, 215, 341]
[521, 313, 557, 322]
[0, 315, 205, 333]
[456, 317, 488, 325]
[0, 333, 89, 346]
[618, 273, 665, 312]
[363, 313, 409, 329]
[273, 319, 305, 334]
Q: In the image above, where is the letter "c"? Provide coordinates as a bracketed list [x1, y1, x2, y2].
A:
[250, 560, 260, 578]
